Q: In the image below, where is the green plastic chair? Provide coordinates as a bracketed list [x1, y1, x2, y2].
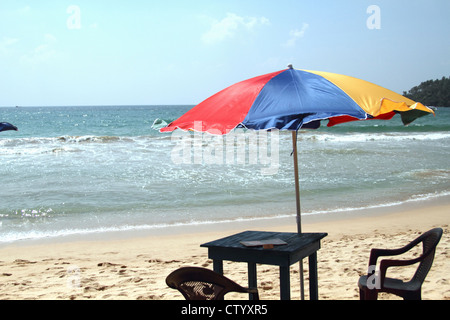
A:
[358, 228, 443, 300]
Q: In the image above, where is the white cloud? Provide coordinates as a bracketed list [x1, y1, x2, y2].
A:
[20, 34, 58, 67]
[0, 37, 19, 56]
[43, 33, 57, 43]
[284, 23, 309, 47]
[0, 37, 19, 48]
[18, 5, 31, 15]
[202, 13, 270, 45]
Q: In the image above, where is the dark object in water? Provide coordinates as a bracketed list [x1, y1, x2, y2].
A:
[0, 122, 18, 132]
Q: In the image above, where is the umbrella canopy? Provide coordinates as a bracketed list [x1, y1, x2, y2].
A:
[0, 122, 18, 133]
[160, 66, 434, 234]
[161, 66, 434, 134]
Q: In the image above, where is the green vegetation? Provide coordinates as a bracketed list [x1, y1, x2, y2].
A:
[403, 76, 450, 107]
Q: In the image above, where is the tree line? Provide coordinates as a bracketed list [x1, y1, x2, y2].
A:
[403, 76, 450, 107]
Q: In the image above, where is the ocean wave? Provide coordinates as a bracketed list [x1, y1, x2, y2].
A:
[0, 207, 54, 219]
[300, 131, 450, 143]
[0, 135, 172, 155]
[406, 169, 450, 180]
[1, 191, 448, 245]
[56, 135, 132, 143]
[1, 130, 447, 149]
[0, 134, 171, 145]
[303, 190, 450, 216]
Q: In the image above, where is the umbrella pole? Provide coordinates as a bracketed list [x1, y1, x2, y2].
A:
[292, 131, 302, 234]
[292, 131, 305, 300]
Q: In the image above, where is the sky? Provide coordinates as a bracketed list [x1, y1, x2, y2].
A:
[0, 0, 449, 107]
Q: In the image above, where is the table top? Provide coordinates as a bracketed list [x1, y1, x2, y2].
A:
[201, 230, 327, 266]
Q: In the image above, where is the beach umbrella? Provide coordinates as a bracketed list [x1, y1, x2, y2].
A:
[0, 122, 18, 132]
[160, 65, 434, 234]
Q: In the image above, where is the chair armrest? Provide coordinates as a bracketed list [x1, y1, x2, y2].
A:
[368, 238, 423, 268]
[368, 248, 404, 267]
[378, 256, 424, 285]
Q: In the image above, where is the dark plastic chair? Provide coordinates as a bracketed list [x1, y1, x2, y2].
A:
[358, 228, 443, 300]
[166, 266, 259, 300]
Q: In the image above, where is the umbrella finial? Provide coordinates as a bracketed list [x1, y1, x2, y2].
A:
[287, 64, 294, 69]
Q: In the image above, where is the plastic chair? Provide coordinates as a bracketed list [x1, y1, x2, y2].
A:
[166, 266, 259, 300]
[358, 228, 443, 300]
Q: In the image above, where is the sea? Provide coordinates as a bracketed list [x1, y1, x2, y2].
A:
[0, 105, 449, 245]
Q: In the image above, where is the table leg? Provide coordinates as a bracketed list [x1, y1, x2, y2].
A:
[308, 252, 318, 300]
[248, 262, 257, 300]
[213, 259, 223, 275]
[279, 266, 291, 300]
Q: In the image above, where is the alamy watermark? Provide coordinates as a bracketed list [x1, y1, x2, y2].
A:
[366, 265, 381, 289]
[170, 122, 280, 175]
[66, 265, 81, 289]
[67, 5, 81, 30]
[367, 5, 381, 30]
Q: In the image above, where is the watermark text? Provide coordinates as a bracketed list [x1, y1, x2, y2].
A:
[170, 122, 280, 175]
[67, 5, 81, 30]
[366, 265, 381, 289]
[66, 265, 81, 289]
[367, 5, 381, 30]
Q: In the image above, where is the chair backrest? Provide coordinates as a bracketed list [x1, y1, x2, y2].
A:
[166, 267, 250, 300]
[412, 228, 443, 283]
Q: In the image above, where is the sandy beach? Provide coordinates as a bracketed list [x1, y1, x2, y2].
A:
[0, 199, 448, 300]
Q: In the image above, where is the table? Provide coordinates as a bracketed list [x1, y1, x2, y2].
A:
[201, 230, 327, 300]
